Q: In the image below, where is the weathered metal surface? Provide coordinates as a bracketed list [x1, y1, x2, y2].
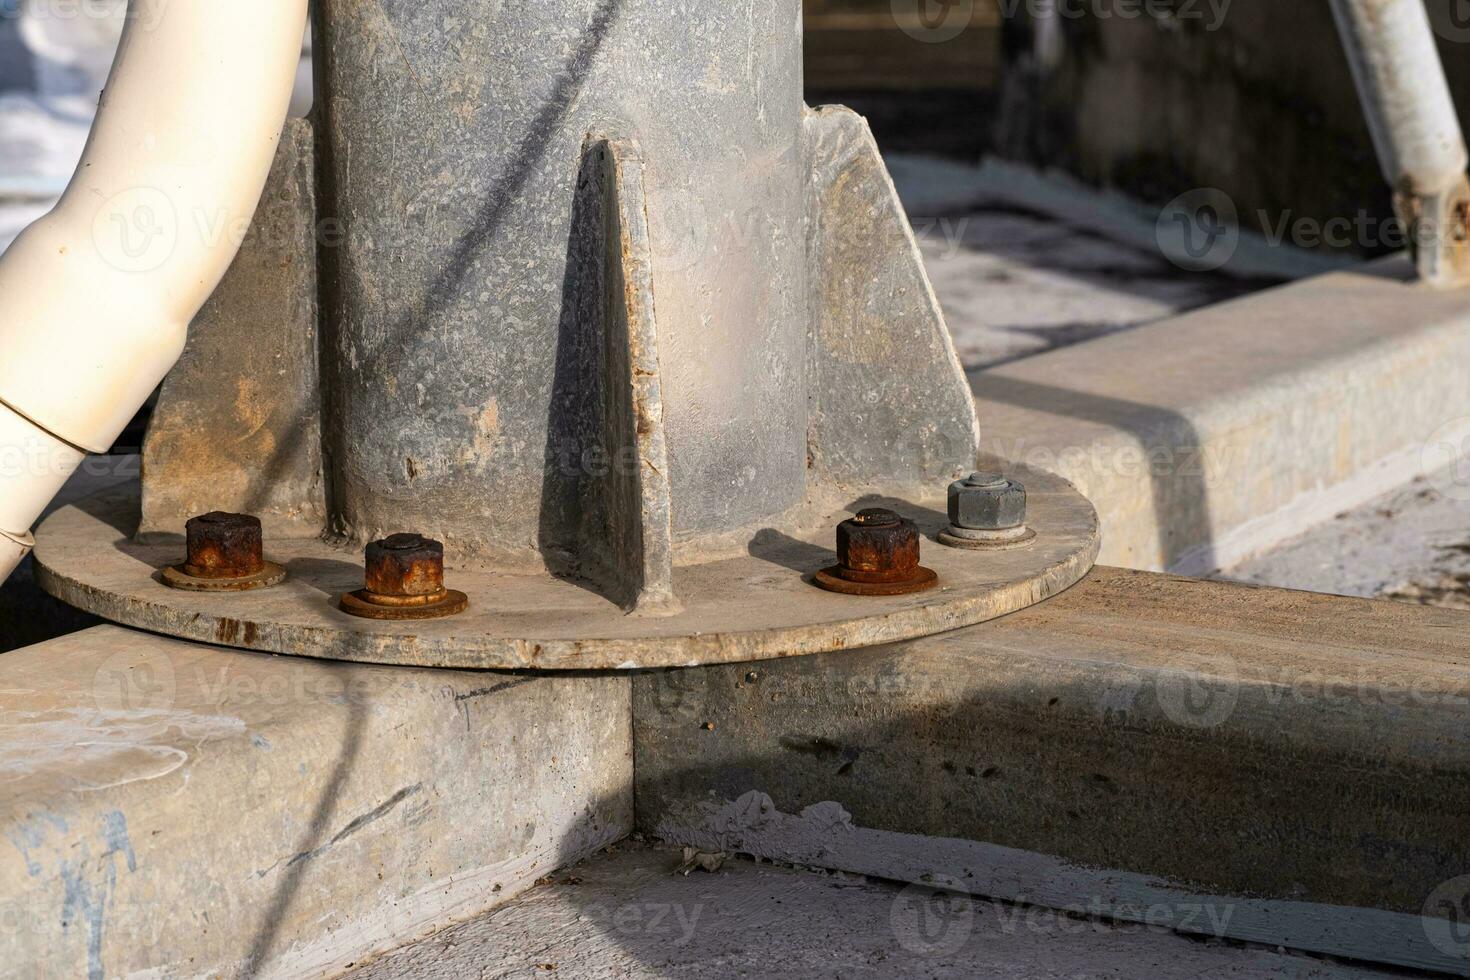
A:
[633, 566, 1470, 975]
[364, 533, 446, 598]
[312, 0, 809, 564]
[87, 7, 1007, 664]
[940, 472, 1035, 550]
[813, 507, 937, 596]
[342, 533, 470, 621]
[0, 625, 632, 978]
[160, 560, 288, 593]
[803, 104, 980, 493]
[1330, 0, 1470, 287]
[339, 587, 469, 621]
[948, 472, 1025, 530]
[160, 511, 287, 592]
[33, 464, 1099, 669]
[550, 137, 678, 615]
[183, 512, 265, 579]
[139, 119, 323, 538]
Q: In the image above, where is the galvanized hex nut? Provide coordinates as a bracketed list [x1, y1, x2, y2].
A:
[948, 473, 1026, 530]
[364, 533, 446, 597]
[184, 512, 265, 579]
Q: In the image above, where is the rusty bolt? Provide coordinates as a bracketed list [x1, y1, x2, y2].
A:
[836, 508, 921, 584]
[948, 472, 1026, 531]
[814, 507, 937, 595]
[183, 512, 264, 579]
[364, 533, 445, 598]
[341, 532, 467, 620]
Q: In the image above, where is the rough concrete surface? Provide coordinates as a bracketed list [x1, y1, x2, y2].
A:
[0, 625, 632, 979]
[974, 258, 1470, 575]
[345, 842, 1389, 980]
[633, 566, 1470, 972]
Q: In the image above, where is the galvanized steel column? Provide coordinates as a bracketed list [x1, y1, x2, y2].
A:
[313, 0, 808, 563]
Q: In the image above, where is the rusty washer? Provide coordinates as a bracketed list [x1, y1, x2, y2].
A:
[162, 512, 287, 592]
[813, 507, 938, 596]
[340, 532, 469, 620]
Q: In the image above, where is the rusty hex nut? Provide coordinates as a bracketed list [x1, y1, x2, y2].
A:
[948, 472, 1026, 531]
[183, 512, 264, 579]
[364, 533, 446, 598]
[835, 508, 921, 584]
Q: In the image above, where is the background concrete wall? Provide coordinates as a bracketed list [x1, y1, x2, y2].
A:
[998, 1, 1470, 253]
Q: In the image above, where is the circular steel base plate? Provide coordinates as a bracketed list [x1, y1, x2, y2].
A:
[33, 465, 1098, 670]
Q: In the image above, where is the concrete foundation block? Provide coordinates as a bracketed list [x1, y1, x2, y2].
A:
[634, 566, 1470, 974]
[974, 258, 1470, 573]
[0, 626, 631, 979]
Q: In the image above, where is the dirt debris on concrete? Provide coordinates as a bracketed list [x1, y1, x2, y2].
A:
[1221, 467, 1470, 608]
[342, 842, 1397, 980]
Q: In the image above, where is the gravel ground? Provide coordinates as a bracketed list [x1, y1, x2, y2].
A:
[1220, 464, 1470, 608]
[916, 205, 1256, 369]
[345, 842, 1387, 980]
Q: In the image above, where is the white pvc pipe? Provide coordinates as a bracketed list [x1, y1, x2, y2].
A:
[1330, 0, 1467, 199]
[0, 0, 308, 582]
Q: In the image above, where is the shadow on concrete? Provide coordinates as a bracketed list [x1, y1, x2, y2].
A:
[971, 372, 1219, 573]
[239, 675, 368, 977]
[538, 137, 621, 606]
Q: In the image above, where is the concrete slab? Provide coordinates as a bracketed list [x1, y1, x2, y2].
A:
[345, 842, 1390, 979]
[0, 626, 631, 979]
[633, 566, 1470, 975]
[973, 258, 1470, 574]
